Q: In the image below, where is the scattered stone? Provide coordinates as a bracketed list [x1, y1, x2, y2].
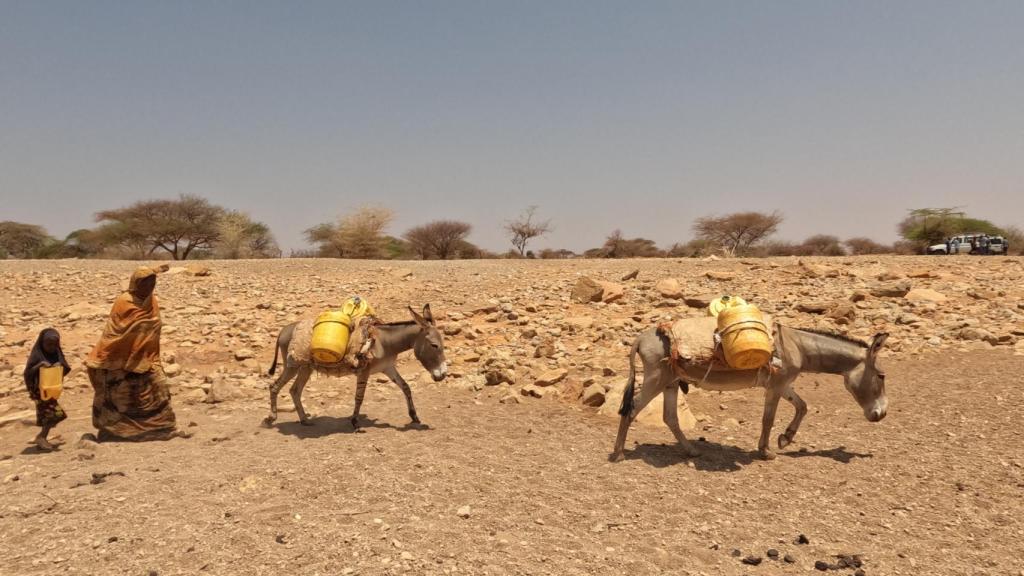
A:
[684, 294, 717, 309]
[234, 349, 255, 361]
[869, 280, 912, 298]
[392, 268, 414, 279]
[456, 505, 471, 518]
[797, 301, 830, 314]
[797, 534, 810, 545]
[621, 269, 639, 281]
[520, 384, 547, 398]
[581, 384, 606, 407]
[784, 554, 796, 564]
[905, 288, 947, 303]
[655, 278, 684, 299]
[766, 549, 779, 559]
[706, 271, 735, 281]
[741, 556, 762, 566]
[597, 281, 625, 303]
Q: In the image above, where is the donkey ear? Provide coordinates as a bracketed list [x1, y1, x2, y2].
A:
[408, 306, 428, 327]
[422, 304, 435, 325]
[869, 332, 889, 357]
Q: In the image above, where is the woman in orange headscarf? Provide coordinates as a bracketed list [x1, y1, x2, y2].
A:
[86, 267, 187, 441]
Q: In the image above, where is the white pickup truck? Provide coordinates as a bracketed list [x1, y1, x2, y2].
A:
[928, 234, 1006, 255]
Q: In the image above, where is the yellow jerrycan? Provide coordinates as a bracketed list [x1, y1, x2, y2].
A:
[707, 295, 748, 317]
[716, 303, 772, 370]
[38, 365, 64, 401]
[311, 310, 353, 364]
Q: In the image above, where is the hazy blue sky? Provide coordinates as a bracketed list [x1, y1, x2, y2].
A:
[2, 1, 1022, 253]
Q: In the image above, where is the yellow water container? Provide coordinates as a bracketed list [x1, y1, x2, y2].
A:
[39, 365, 64, 401]
[311, 310, 353, 364]
[708, 295, 748, 317]
[716, 304, 772, 370]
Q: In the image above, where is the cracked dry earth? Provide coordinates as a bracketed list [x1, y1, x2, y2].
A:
[1, 258, 1023, 576]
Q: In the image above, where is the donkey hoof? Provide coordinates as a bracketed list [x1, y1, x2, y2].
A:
[683, 446, 701, 458]
[777, 433, 792, 450]
[609, 451, 626, 463]
[759, 448, 777, 461]
[299, 418, 315, 427]
[350, 417, 360, 429]
[261, 417, 276, 428]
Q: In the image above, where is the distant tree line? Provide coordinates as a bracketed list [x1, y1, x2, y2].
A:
[2, 198, 1020, 261]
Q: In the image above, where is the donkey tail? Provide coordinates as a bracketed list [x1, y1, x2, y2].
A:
[268, 330, 282, 376]
[617, 335, 642, 417]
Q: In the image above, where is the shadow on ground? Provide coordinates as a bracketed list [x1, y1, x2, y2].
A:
[625, 440, 872, 471]
[273, 415, 431, 439]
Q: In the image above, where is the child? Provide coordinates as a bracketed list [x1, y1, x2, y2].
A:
[24, 328, 71, 451]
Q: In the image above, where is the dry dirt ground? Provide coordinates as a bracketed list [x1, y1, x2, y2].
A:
[2, 258, 1023, 576]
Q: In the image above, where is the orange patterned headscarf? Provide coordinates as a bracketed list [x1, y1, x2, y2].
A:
[85, 267, 162, 373]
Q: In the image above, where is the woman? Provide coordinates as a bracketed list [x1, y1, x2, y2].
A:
[85, 267, 188, 441]
[23, 328, 71, 451]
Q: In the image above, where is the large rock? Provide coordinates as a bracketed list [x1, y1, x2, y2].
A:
[870, 280, 912, 298]
[655, 278, 684, 299]
[596, 281, 625, 303]
[571, 277, 604, 303]
[959, 327, 998, 345]
[905, 288, 948, 304]
[185, 264, 211, 277]
[796, 301, 830, 314]
[535, 369, 568, 387]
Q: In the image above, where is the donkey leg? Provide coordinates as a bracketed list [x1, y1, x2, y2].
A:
[757, 384, 785, 460]
[288, 365, 315, 425]
[383, 366, 420, 424]
[610, 369, 667, 462]
[662, 384, 700, 458]
[778, 385, 808, 450]
[263, 363, 299, 427]
[350, 376, 369, 429]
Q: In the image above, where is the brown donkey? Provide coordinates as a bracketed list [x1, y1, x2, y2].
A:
[263, 305, 448, 429]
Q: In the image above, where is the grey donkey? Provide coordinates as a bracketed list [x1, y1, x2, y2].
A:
[262, 304, 448, 429]
[611, 323, 889, 462]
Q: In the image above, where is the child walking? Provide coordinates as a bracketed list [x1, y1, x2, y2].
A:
[24, 328, 71, 451]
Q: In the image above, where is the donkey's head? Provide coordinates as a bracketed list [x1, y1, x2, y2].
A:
[408, 304, 448, 382]
[843, 332, 889, 422]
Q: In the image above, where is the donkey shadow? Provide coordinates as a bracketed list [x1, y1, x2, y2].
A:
[273, 415, 431, 439]
[626, 440, 872, 472]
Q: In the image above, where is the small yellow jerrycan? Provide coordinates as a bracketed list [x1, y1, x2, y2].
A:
[707, 295, 748, 318]
[38, 365, 64, 401]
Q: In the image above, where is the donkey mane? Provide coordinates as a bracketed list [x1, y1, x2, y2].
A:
[791, 326, 869, 348]
[381, 320, 418, 327]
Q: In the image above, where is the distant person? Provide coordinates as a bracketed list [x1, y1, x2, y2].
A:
[951, 238, 960, 255]
[979, 235, 990, 255]
[85, 267, 190, 442]
[945, 238, 952, 254]
[23, 328, 71, 451]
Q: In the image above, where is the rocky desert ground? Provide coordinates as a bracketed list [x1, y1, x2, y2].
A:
[2, 256, 1023, 576]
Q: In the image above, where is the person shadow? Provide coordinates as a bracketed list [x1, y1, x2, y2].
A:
[625, 439, 872, 472]
[272, 415, 431, 439]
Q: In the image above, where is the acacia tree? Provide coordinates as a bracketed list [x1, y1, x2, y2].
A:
[216, 211, 279, 259]
[591, 230, 663, 258]
[404, 220, 473, 260]
[692, 211, 783, 256]
[505, 206, 552, 256]
[0, 222, 54, 259]
[798, 234, 845, 256]
[95, 195, 224, 260]
[305, 206, 394, 259]
[898, 207, 1002, 250]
